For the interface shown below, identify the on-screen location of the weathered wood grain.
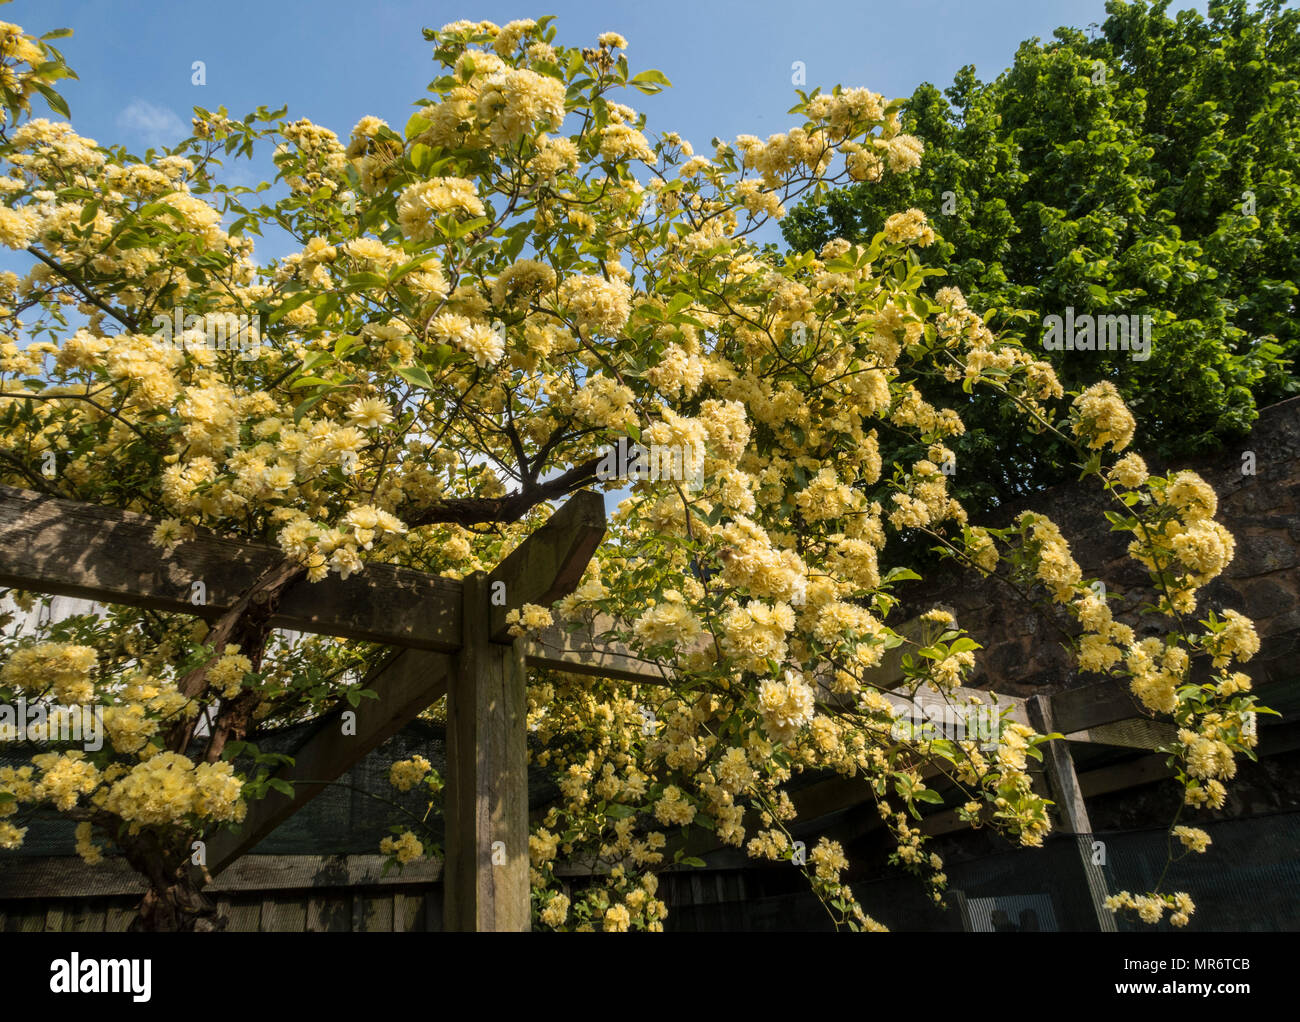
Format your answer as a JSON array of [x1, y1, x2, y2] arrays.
[[445, 574, 530, 931], [527, 615, 666, 681], [1050, 678, 1146, 736], [0, 485, 462, 650], [488, 490, 605, 642]]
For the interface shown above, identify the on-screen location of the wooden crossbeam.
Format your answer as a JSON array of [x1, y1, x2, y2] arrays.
[[526, 615, 666, 682], [1049, 678, 1146, 736], [487, 491, 604, 643], [0, 485, 462, 650], [1064, 718, 1175, 750], [0, 484, 606, 661], [879, 685, 1030, 726]]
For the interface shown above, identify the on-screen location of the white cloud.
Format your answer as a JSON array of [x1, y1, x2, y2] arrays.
[[116, 99, 188, 150]]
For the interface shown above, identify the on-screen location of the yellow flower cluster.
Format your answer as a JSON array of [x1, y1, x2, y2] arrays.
[[380, 830, 424, 864], [100, 752, 245, 826], [1173, 825, 1212, 853], [721, 601, 795, 671], [32, 751, 100, 811], [539, 892, 570, 927], [1021, 514, 1083, 603], [1125, 638, 1184, 713], [715, 518, 808, 605], [1178, 725, 1238, 781], [809, 837, 849, 881], [207, 645, 252, 699], [492, 258, 556, 309], [735, 128, 834, 186], [397, 177, 486, 239], [1109, 453, 1149, 489], [388, 755, 432, 792], [1124, 469, 1235, 611], [795, 467, 861, 523], [557, 273, 632, 337], [652, 784, 696, 826], [1072, 381, 1136, 451], [633, 595, 702, 647], [883, 208, 936, 247], [506, 603, 554, 638], [0, 642, 97, 703], [1106, 890, 1196, 927], [1206, 609, 1260, 669], [476, 69, 567, 148], [756, 670, 816, 744], [75, 821, 103, 865]]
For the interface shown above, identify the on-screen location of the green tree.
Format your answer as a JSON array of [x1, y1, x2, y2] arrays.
[[784, 0, 1299, 516]]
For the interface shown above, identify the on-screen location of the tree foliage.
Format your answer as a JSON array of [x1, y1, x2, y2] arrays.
[[783, 0, 1300, 513]]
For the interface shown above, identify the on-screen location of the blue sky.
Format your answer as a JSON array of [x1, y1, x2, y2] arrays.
[[1, 0, 1213, 341], [19, 1, 1213, 173]]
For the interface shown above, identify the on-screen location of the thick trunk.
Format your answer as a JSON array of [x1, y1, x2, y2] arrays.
[[129, 878, 224, 932], [120, 829, 225, 932]]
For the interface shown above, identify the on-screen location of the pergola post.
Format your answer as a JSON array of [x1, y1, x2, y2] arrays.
[[1028, 694, 1117, 932], [444, 572, 530, 931]]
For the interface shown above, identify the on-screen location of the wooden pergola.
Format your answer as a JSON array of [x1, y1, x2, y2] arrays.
[[0, 483, 1185, 931]]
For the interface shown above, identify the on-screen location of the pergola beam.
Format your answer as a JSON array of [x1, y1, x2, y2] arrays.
[[0, 485, 462, 651], [487, 491, 604, 643], [1028, 694, 1117, 932]]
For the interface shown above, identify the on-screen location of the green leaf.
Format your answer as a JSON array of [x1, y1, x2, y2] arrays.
[[409, 143, 435, 174], [404, 111, 431, 140], [268, 291, 316, 324], [32, 81, 70, 118], [629, 69, 672, 94], [268, 778, 294, 797], [345, 271, 388, 290], [665, 292, 693, 318], [388, 251, 443, 283], [884, 567, 923, 583], [292, 392, 327, 424], [397, 365, 434, 389]]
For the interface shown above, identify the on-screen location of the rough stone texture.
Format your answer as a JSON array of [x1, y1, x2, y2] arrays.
[[897, 395, 1300, 703]]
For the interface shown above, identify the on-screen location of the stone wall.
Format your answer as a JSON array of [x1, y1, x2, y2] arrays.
[[897, 395, 1300, 701]]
